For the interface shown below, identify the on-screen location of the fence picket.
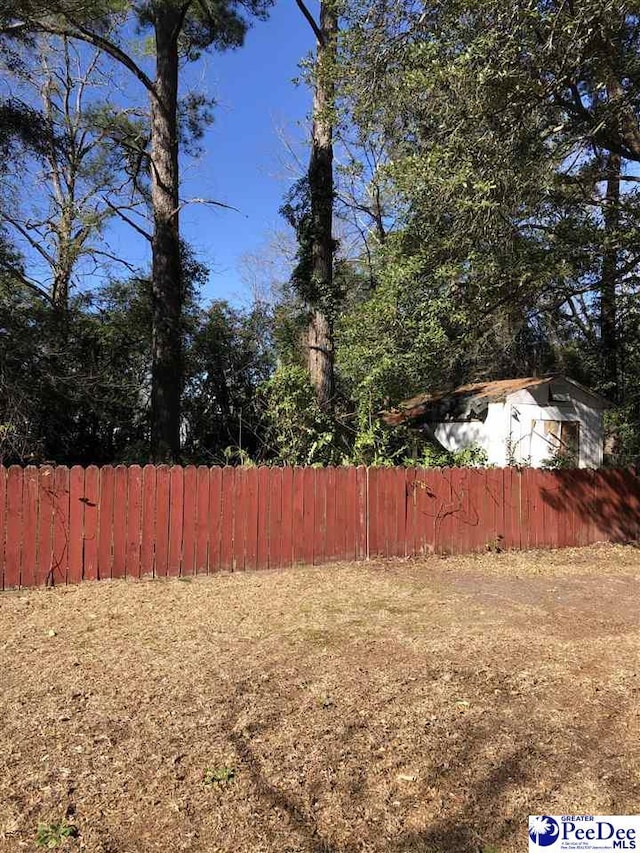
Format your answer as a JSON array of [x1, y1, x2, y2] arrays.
[[38, 466, 56, 583], [367, 467, 381, 557], [21, 466, 39, 588], [292, 467, 306, 566], [97, 466, 114, 580], [268, 468, 283, 568], [313, 466, 326, 564], [256, 467, 270, 570], [168, 466, 184, 576], [5, 466, 23, 588], [301, 467, 316, 566], [343, 467, 357, 562], [83, 466, 99, 582], [281, 467, 294, 567], [125, 465, 142, 578], [52, 466, 70, 585], [69, 466, 85, 585], [209, 467, 223, 573], [112, 466, 128, 579], [155, 466, 170, 577], [244, 465, 259, 571], [220, 467, 235, 571], [140, 465, 157, 577], [337, 467, 349, 558], [0, 467, 5, 588], [182, 466, 197, 575], [356, 466, 368, 560], [195, 466, 210, 574]]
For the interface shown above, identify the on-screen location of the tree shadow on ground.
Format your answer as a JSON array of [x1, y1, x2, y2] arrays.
[[230, 723, 344, 853], [226, 675, 640, 853]]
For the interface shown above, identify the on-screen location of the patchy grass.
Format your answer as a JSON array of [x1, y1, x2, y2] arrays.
[[35, 820, 78, 849], [1, 544, 639, 852], [203, 766, 236, 787]]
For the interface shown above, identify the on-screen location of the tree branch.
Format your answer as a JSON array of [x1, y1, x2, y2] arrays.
[[103, 198, 153, 241], [89, 248, 139, 273], [0, 260, 54, 305], [294, 0, 324, 45], [172, 2, 193, 43], [175, 197, 243, 216], [1, 213, 56, 266], [7, 17, 158, 103], [67, 16, 156, 94]]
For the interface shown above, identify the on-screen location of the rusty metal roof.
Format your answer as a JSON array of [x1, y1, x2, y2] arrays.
[[382, 375, 606, 426]]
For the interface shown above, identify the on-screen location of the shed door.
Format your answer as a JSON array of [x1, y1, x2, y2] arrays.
[[543, 420, 580, 461]]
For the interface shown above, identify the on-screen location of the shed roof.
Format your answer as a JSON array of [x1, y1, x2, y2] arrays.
[[382, 375, 608, 426]]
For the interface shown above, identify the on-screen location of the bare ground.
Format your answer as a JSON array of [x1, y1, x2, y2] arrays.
[[1, 544, 639, 853]]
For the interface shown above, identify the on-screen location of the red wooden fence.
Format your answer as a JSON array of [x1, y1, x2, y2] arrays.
[[0, 465, 638, 589]]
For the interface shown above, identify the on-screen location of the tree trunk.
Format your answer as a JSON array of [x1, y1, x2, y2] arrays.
[[52, 202, 74, 309], [52, 267, 71, 309], [308, 308, 333, 405], [307, 0, 337, 409], [150, 7, 182, 461], [600, 150, 620, 403]]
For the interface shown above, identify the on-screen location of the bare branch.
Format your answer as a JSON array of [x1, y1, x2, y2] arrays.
[[1, 213, 56, 266], [10, 17, 158, 102], [89, 248, 139, 273], [0, 260, 54, 305], [103, 198, 153, 241], [175, 197, 244, 216], [294, 0, 324, 45]]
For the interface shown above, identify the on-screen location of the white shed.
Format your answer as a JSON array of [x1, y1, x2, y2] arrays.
[[385, 376, 608, 468]]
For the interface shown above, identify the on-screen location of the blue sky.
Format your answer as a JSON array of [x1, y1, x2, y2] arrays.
[[107, 1, 313, 306]]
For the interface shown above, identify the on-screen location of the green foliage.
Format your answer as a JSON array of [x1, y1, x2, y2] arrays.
[[131, 0, 274, 61], [0, 98, 48, 161], [348, 419, 414, 467], [178, 92, 215, 156], [35, 820, 78, 849], [414, 443, 489, 469], [604, 406, 640, 467], [335, 241, 462, 412], [203, 766, 235, 786], [85, 101, 151, 192], [261, 364, 339, 466], [541, 450, 578, 470], [183, 300, 274, 464], [279, 178, 315, 304], [220, 447, 257, 466], [328, 0, 640, 470], [0, 274, 151, 465], [280, 177, 342, 315], [0, 247, 256, 466]]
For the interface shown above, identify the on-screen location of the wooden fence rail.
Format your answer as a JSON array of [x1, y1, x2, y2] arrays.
[[0, 465, 639, 589]]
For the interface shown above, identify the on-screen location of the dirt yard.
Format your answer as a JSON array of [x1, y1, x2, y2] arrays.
[[1, 544, 639, 853]]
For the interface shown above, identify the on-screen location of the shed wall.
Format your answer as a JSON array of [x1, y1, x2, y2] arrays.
[[432, 395, 604, 468]]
